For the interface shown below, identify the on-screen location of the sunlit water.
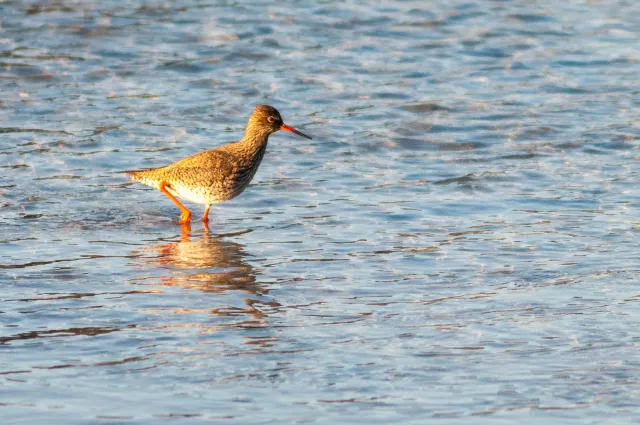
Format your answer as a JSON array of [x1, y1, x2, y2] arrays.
[[1, 0, 640, 423]]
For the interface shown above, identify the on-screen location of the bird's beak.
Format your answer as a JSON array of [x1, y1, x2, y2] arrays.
[[281, 124, 312, 140]]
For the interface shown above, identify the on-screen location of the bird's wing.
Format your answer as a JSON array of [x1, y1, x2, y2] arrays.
[[159, 149, 242, 188]]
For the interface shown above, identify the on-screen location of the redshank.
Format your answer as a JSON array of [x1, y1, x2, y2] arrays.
[[126, 105, 312, 223]]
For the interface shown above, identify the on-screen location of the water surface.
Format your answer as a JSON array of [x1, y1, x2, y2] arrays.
[[1, 0, 640, 424]]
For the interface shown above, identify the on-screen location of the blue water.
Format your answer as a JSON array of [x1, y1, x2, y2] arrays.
[[1, 0, 640, 423]]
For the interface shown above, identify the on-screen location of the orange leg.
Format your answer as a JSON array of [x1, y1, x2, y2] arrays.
[[159, 182, 191, 223], [202, 204, 211, 223]]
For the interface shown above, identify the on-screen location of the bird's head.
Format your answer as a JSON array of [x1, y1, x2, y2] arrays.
[[248, 105, 312, 140]]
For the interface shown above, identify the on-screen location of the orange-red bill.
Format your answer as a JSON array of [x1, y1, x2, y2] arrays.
[[281, 124, 312, 140]]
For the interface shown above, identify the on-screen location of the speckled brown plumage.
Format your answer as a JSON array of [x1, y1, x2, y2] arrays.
[[126, 105, 312, 223]]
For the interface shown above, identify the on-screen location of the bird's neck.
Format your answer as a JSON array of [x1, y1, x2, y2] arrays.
[[239, 124, 271, 150], [226, 129, 270, 162], [241, 132, 269, 146]]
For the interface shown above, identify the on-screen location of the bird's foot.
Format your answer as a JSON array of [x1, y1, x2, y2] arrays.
[[178, 210, 192, 223]]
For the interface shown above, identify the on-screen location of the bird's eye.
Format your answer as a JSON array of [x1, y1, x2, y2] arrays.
[[267, 116, 275, 123]]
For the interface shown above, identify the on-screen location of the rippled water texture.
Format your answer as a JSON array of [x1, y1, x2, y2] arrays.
[[1, 0, 640, 423]]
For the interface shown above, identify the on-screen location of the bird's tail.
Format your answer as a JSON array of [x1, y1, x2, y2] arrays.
[[123, 169, 161, 188], [124, 170, 144, 182]]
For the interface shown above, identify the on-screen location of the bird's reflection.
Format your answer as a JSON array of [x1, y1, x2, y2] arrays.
[[136, 223, 274, 323], [156, 224, 258, 292]]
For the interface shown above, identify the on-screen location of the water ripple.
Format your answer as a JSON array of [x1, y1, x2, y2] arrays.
[[1, 0, 639, 423]]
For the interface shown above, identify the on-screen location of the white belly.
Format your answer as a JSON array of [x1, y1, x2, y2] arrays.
[[168, 185, 218, 205]]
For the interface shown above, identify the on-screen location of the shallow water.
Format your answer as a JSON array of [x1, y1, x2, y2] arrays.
[[1, 0, 640, 423]]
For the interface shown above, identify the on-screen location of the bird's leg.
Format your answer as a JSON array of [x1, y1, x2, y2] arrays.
[[159, 182, 192, 223], [202, 204, 211, 223]]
